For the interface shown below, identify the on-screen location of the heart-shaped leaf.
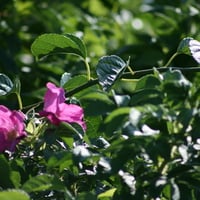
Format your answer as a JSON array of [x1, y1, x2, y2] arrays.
[[177, 37, 200, 64], [96, 55, 127, 91], [31, 33, 87, 60]]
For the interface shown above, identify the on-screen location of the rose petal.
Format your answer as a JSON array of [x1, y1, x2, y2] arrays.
[[43, 82, 65, 113]]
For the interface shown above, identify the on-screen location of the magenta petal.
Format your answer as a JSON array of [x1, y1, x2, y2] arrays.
[[58, 103, 86, 130], [39, 110, 60, 125], [43, 82, 66, 113], [0, 105, 26, 152], [40, 82, 86, 131]]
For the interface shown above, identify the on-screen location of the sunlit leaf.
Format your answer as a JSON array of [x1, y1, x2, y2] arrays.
[[177, 37, 200, 63], [177, 37, 193, 55], [171, 179, 180, 200], [60, 72, 71, 87], [31, 33, 87, 59], [96, 55, 127, 91], [112, 90, 130, 107], [63, 75, 88, 92], [98, 188, 117, 199], [0, 190, 30, 200], [73, 145, 91, 162], [0, 74, 13, 96], [119, 170, 136, 195]]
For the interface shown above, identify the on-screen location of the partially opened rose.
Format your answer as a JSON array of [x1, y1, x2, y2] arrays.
[[0, 105, 27, 152], [39, 82, 86, 130]]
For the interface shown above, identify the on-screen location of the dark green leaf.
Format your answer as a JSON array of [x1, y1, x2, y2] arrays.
[[135, 74, 160, 91], [130, 89, 162, 106], [0, 155, 13, 188], [22, 174, 53, 192], [56, 122, 84, 140], [104, 107, 130, 135], [96, 55, 127, 91], [80, 91, 115, 116], [0, 73, 13, 96], [77, 192, 96, 200], [31, 33, 87, 59]]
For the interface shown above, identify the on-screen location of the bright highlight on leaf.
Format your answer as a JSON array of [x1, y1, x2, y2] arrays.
[[96, 55, 127, 91], [177, 37, 200, 64], [31, 33, 87, 59], [0, 73, 13, 96]]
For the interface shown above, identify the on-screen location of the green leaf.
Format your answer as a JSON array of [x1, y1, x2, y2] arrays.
[[130, 89, 162, 106], [10, 171, 21, 188], [0, 190, 30, 200], [77, 192, 96, 200], [0, 155, 13, 188], [22, 174, 53, 192], [84, 116, 102, 139], [177, 37, 200, 64], [63, 75, 88, 92], [47, 151, 73, 172], [162, 69, 191, 88], [31, 33, 87, 59], [80, 91, 115, 116], [135, 74, 160, 91], [177, 37, 194, 55], [56, 122, 84, 144], [104, 107, 130, 135], [96, 55, 127, 91], [98, 188, 117, 199], [0, 73, 13, 96]]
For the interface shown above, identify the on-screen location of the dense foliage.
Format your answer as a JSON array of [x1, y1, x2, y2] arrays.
[[1, 0, 200, 199]]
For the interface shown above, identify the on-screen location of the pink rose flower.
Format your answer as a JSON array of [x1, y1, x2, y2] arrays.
[[0, 105, 27, 152], [39, 82, 86, 130]]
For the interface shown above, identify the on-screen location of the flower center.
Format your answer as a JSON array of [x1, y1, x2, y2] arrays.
[[7, 130, 17, 141]]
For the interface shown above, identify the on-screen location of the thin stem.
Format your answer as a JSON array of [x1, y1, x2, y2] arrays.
[[127, 66, 135, 75], [123, 66, 200, 78], [22, 66, 200, 110], [22, 101, 42, 111], [67, 79, 98, 97], [16, 93, 23, 110], [163, 52, 179, 67], [84, 58, 91, 80]]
